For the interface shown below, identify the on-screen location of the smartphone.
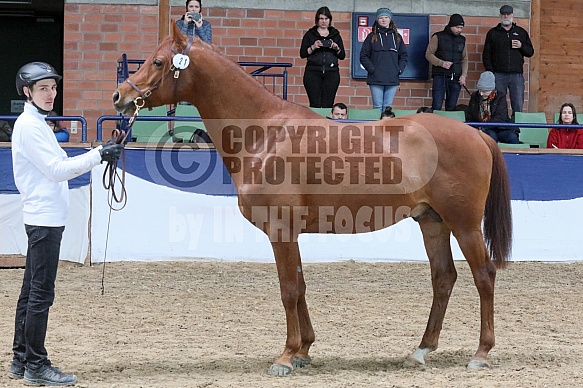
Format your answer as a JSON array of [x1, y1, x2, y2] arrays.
[[187, 12, 201, 22], [321, 39, 332, 48]]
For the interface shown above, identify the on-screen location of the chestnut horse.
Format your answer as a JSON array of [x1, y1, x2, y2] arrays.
[[113, 24, 512, 376]]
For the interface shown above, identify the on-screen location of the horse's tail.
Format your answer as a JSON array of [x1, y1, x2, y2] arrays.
[[482, 134, 512, 269]]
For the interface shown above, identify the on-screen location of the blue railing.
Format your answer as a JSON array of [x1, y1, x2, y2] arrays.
[[0, 115, 89, 142], [117, 55, 292, 99], [97, 115, 205, 142], [466, 122, 583, 130]]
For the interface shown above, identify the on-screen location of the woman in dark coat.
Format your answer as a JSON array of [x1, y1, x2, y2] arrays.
[[300, 6, 345, 108], [359, 7, 408, 112]]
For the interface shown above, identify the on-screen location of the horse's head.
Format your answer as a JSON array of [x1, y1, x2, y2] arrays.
[[112, 23, 192, 116]]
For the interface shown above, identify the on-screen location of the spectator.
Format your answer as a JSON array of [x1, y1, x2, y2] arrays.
[[482, 5, 534, 118], [8, 62, 123, 386], [417, 107, 433, 113], [300, 6, 345, 108], [330, 102, 348, 119], [360, 8, 408, 112], [425, 14, 468, 111], [175, 0, 212, 43], [0, 120, 12, 142], [547, 103, 583, 149], [380, 106, 395, 119], [467, 71, 519, 144], [46, 111, 69, 142]]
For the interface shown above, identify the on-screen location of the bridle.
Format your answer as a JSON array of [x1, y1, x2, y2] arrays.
[[123, 35, 195, 127]]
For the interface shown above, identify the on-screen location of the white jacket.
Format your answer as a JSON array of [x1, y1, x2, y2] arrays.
[[11, 103, 102, 227]]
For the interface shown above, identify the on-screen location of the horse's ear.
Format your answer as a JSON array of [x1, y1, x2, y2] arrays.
[[171, 21, 186, 45]]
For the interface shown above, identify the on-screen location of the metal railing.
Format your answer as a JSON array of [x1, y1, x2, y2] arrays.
[[97, 115, 204, 142], [117, 54, 292, 99], [0, 115, 89, 142]]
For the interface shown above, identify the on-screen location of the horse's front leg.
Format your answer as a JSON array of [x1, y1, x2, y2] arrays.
[[292, 261, 315, 369], [267, 240, 314, 376]]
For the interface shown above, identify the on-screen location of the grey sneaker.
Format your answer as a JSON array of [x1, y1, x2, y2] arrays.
[[24, 363, 77, 386], [8, 359, 25, 379]]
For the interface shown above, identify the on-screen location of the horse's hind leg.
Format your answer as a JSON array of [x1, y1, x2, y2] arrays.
[[455, 229, 497, 369], [405, 217, 457, 367], [267, 241, 314, 376]]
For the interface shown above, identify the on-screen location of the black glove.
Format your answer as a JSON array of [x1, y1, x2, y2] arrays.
[[100, 142, 124, 163]]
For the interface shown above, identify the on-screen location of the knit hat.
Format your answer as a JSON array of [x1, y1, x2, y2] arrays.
[[376, 8, 393, 20], [477, 71, 496, 91], [448, 14, 465, 27], [499, 5, 513, 14]]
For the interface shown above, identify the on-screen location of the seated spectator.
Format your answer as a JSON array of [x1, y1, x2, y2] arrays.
[[547, 103, 583, 149], [467, 71, 518, 143], [47, 111, 70, 142], [380, 106, 395, 119], [0, 120, 12, 142], [329, 102, 348, 119], [417, 106, 433, 113]]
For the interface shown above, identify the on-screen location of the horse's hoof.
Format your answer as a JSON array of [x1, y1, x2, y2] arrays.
[[467, 359, 491, 370], [292, 356, 312, 368], [403, 356, 424, 367], [403, 348, 430, 367], [267, 363, 293, 377]]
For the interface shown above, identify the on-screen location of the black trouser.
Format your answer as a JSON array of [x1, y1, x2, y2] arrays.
[[13, 225, 64, 369], [303, 68, 340, 108]]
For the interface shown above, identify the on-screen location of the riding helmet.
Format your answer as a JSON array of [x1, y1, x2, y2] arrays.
[[16, 62, 62, 96]]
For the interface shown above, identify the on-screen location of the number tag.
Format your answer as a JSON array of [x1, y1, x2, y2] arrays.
[[172, 54, 190, 70]]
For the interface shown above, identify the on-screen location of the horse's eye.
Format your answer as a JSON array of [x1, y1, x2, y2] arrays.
[[153, 58, 163, 67]]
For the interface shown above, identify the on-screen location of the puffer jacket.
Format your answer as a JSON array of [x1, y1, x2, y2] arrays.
[[360, 27, 408, 86]]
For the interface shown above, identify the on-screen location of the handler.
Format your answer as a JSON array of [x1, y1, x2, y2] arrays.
[[8, 61, 123, 386]]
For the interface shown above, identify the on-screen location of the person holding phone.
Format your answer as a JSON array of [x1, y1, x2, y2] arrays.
[[300, 6, 345, 108], [175, 0, 212, 43]]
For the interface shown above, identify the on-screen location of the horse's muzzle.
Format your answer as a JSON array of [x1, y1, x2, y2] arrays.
[[112, 91, 134, 115]]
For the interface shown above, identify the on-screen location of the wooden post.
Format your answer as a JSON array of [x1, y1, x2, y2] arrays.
[[529, 0, 540, 113], [159, 0, 170, 43]]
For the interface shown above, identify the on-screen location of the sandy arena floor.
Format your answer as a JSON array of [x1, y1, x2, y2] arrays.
[[1, 259, 582, 387]]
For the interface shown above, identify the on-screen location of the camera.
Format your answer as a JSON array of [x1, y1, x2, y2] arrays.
[[321, 39, 332, 48], [187, 12, 201, 22]]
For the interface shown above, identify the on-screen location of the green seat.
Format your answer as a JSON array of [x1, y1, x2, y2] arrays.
[[393, 109, 417, 117], [131, 105, 170, 142], [433, 110, 466, 121], [498, 142, 530, 148], [554, 112, 560, 123], [515, 112, 549, 148], [348, 108, 380, 120], [309, 107, 331, 117], [174, 103, 206, 133]]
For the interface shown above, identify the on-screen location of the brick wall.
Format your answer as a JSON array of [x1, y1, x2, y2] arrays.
[[63, 4, 531, 142]]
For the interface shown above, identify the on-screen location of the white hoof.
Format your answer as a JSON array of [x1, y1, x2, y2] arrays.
[[467, 359, 491, 370], [403, 348, 431, 367]]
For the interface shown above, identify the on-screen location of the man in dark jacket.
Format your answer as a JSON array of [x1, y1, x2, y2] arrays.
[[482, 5, 534, 118], [467, 71, 519, 144], [426, 13, 468, 111]]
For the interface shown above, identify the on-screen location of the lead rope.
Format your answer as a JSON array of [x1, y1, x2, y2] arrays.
[[100, 98, 143, 295]]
